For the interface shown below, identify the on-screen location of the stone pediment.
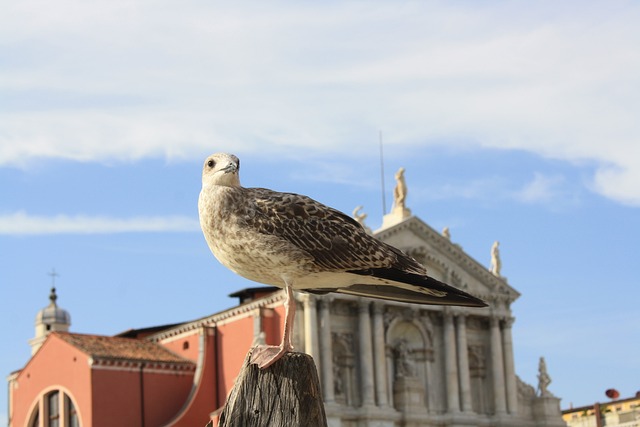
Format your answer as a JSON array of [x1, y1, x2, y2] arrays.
[[374, 215, 520, 308]]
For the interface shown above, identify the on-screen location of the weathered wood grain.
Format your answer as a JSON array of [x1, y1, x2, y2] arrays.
[[217, 350, 327, 427]]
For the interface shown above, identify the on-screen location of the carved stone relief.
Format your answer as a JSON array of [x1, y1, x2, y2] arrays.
[[332, 332, 356, 406], [392, 338, 417, 378], [468, 344, 487, 378]]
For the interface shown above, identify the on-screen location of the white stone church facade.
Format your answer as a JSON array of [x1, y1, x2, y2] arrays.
[[287, 207, 566, 427]]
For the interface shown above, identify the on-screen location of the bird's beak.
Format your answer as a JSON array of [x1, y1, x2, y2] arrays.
[[221, 162, 238, 174]]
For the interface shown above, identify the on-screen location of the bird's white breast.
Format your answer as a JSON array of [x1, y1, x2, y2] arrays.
[[198, 185, 316, 287]]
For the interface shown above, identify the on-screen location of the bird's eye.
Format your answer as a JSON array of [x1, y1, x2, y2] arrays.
[[207, 159, 215, 168]]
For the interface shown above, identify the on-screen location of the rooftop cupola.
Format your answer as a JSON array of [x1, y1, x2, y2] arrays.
[[29, 270, 71, 355]]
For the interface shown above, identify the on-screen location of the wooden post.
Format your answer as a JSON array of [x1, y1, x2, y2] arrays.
[[217, 350, 327, 427]]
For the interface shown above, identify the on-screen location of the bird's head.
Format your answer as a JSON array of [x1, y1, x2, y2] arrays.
[[202, 153, 241, 187]]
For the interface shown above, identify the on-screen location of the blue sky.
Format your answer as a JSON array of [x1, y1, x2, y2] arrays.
[[2, 1, 640, 422]]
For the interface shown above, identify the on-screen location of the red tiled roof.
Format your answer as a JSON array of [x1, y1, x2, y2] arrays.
[[54, 332, 193, 365]]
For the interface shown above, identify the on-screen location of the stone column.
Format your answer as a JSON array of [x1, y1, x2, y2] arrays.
[[372, 302, 389, 407], [490, 316, 507, 415], [358, 299, 376, 407], [425, 351, 434, 412], [319, 297, 335, 403], [456, 313, 473, 413], [303, 294, 320, 363], [443, 310, 460, 413], [502, 317, 517, 414]]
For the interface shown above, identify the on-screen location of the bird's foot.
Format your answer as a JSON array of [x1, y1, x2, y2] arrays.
[[250, 344, 292, 369]]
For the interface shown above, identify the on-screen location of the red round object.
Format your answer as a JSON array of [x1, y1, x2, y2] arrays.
[[605, 389, 620, 399]]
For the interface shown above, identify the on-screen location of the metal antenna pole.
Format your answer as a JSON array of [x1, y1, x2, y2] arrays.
[[379, 131, 387, 217]]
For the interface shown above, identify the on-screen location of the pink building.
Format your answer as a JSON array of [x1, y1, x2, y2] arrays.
[[8, 286, 284, 427]]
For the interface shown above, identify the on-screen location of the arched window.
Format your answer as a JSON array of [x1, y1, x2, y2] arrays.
[[29, 390, 81, 427]]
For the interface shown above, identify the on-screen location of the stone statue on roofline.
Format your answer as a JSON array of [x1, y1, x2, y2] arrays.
[[442, 226, 451, 240], [380, 167, 412, 229], [393, 167, 408, 210], [352, 205, 372, 234], [489, 240, 502, 277], [537, 356, 552, 397]]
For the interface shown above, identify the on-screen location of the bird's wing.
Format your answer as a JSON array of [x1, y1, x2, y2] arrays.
[[242, 187, 486, 308], [243, 187, 425, 274]]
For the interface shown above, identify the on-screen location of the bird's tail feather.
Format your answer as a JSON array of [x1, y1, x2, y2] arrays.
[[338, 269, 487, 307]]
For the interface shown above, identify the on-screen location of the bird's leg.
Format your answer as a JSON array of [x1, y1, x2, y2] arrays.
[[280, 283, 295, 352], [250, 283, 295, 369]]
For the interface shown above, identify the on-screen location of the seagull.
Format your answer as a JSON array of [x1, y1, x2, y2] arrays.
[[198, 153, 487, 369]]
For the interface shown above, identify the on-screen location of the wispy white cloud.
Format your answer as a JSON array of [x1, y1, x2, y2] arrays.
[[421, 177, 508, 202], [593, 162, 640, 206], [0, 211, 199, 235], [515, 173, 565, 204], [411, 172, 578, 209], [1, 1, 640, 205]]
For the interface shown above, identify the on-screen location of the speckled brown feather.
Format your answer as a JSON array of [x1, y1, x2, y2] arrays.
[[240, 187, 427, 275]]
